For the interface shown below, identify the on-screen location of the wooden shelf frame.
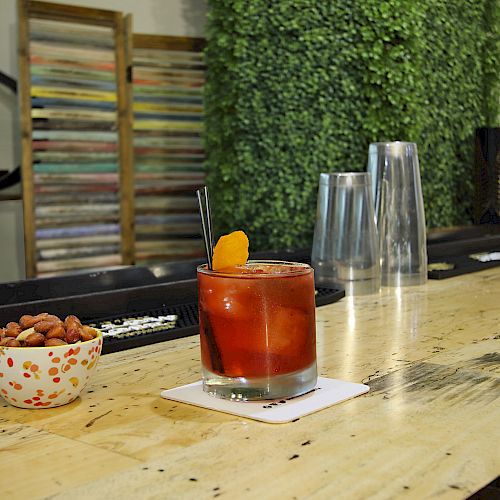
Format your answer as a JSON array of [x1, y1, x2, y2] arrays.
[[131, 33, 207, 265], [17, 0, 134, 277]]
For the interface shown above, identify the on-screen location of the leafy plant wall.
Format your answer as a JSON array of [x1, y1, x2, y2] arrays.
[[483, 0, 500, 127], [204, 0, 497, 251]]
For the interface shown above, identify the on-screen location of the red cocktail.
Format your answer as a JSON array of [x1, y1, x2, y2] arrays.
[[197, 260, 317, 400]]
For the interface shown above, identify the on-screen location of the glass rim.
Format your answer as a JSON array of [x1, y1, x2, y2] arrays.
[[197, 260, 313, 278], [369, 141, 416, 146], [368, 141, 418, 155], [319, 171, 371, 186], [321, 171, 368, 176]]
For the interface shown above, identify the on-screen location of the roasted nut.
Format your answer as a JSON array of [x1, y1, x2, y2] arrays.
[[19, 313, 49, 329], [64, 315, 82, 329], [65, 326, 82, 344], [44, 314, 62, 323], [44, 338, 68, 347], [19, 315, 36, 329], [34, 320, 63, 334], [25, 332, 46, 347], [4, 338, 21, 347], [81, 325, 97, 342], [65, 315, 83, 343], [6, 322, 22, 337], [46, 324, 66, 340], [2, 313, 95, 348]]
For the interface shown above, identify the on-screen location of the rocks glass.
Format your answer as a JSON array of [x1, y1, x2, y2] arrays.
[[197, 261, 317, 401]]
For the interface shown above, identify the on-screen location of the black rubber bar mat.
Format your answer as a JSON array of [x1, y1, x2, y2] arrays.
[[95, 286, 345, 355], [427, 231, 500, 280], [0, 248, 312, 306], [428, 253, 500, 279]]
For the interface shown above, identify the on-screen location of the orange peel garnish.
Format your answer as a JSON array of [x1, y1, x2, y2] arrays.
[[212, 230, 249, 271]]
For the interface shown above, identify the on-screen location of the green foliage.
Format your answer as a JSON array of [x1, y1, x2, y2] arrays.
[[483, 0, 500, 126], [416, 0, 489, 226], [204, 0, 491, 250]]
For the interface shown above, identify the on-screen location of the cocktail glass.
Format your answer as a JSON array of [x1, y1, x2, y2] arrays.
[[197, 260, 317, 400]]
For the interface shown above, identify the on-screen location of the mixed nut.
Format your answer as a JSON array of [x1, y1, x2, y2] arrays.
[[0, 313, 98, 347]]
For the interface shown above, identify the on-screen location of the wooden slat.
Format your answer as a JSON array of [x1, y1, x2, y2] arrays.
[[18, 0, 37, 278], [133, 34, 206, 52], [26, 0, 117, 26], [116, 13, 135, 265], [0, 419, 140, 499]]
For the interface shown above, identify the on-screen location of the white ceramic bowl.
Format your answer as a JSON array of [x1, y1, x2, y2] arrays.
[[0, 331, 102, 409]]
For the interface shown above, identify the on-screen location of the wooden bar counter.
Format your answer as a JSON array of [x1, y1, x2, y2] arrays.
[[1, 267, 499, 499]]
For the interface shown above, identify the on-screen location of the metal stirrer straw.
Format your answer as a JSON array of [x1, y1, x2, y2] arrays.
[[196, 186, 214, 269]]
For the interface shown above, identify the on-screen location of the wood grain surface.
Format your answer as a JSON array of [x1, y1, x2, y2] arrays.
[[1, 267, 499, 499]]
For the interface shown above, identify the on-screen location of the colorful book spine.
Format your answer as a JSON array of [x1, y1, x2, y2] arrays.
[[28, 17, 123, 276]]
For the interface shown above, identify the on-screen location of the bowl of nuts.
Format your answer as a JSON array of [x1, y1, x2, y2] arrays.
[[0, 313, 102, 409]]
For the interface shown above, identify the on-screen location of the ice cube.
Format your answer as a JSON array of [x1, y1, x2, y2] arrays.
[[265, 305, 312, 354]]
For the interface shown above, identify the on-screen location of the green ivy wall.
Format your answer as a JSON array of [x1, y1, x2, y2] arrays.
[[204, 0, 498, 251]]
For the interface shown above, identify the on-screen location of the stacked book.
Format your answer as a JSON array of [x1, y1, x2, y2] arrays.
[[132, 38, 206, 264], [29, 18, 122, 275]]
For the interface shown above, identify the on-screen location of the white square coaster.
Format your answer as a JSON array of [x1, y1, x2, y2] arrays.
[[160, 377, 369, 423]]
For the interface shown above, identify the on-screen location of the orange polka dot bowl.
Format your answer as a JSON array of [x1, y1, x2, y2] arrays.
[[0, 331, 102, 409]]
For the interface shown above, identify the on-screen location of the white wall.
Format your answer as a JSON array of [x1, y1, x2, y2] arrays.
[[0, 0, 207, 283], [0, 199, 25, 282], [0, 0, 20, 176]]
